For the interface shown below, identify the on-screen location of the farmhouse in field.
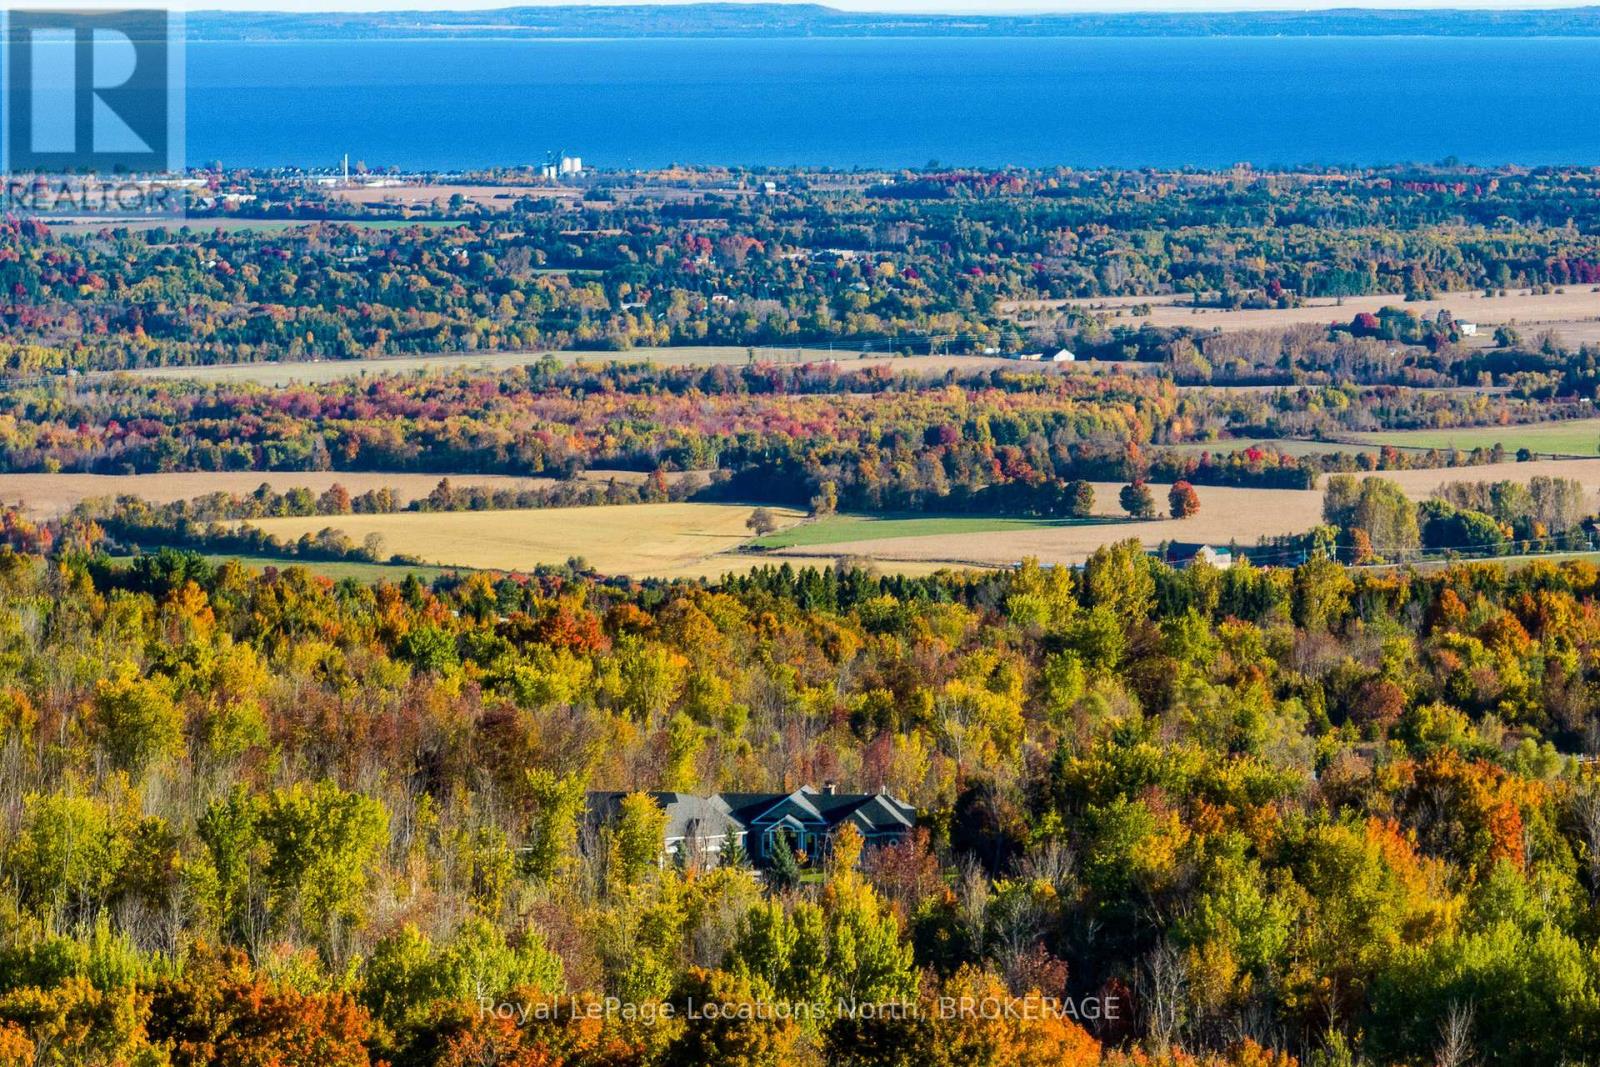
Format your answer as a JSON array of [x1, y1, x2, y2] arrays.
[[1165, 542, 1234, 569], [586, 784, 916, 868]]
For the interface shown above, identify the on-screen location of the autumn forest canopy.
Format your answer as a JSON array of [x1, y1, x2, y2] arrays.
[[3, 542, 1600, 1065], [8, 163, 1600, 1066]]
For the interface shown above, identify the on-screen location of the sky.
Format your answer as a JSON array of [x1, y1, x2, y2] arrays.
[[145, 0, 1600, 11]]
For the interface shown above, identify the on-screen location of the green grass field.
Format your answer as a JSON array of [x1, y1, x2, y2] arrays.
[[1356, 550, 1600, 577], [1348, 419, 1600, 457], [110, 553, 454, 583], [749, 513, 1116, 550]]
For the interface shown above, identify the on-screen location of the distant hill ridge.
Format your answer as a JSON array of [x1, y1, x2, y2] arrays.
[[187, 3, 1600, 40]]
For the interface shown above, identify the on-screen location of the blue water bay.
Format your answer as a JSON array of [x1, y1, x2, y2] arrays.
[[184, 36, 1600, 169]]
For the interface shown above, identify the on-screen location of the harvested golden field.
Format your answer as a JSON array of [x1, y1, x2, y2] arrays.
[[1546, 320, 1600, 348], [1371, 458, 1600, 499], [1004, 286, 1600, 337], [769, 459, 1600, 569], [0, 471, 554, 518], [245, 503, 806, 579], [777, 484, 1325, 568]]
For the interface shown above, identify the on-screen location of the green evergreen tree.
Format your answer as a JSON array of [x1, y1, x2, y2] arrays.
[[766, 829, 802, 893], [723, 833, 750, 870]]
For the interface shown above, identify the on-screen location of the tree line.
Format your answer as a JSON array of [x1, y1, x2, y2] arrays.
[[0, 363, 1579, 521]]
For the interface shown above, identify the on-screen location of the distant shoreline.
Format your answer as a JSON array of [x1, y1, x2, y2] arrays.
[[184, 3, 1600, 42], [182, 33, 1600, 44]]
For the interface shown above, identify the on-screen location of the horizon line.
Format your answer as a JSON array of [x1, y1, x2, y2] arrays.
[[167, 2, 1600, 16]]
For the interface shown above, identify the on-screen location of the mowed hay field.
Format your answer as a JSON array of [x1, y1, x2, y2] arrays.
[[245, 503, 806, 579], [775, 484, 1329, 568], [750, 514, 1121, 550], [0, 471, 555, 518], [1007, 287, 1600, 338], [1347, 418, 1600, 457], [768, 459, 1600, 569]]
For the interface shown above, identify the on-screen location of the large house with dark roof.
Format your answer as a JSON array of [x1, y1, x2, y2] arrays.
[[586, 784, 916, 868]]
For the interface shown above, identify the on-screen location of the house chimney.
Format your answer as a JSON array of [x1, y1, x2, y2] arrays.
[[823, 780, 836, 795]]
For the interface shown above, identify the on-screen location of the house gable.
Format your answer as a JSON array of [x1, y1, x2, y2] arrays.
[[854, 793, 916, 832], [743, 787, 828, 828], [587, 786, 916, 866]]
